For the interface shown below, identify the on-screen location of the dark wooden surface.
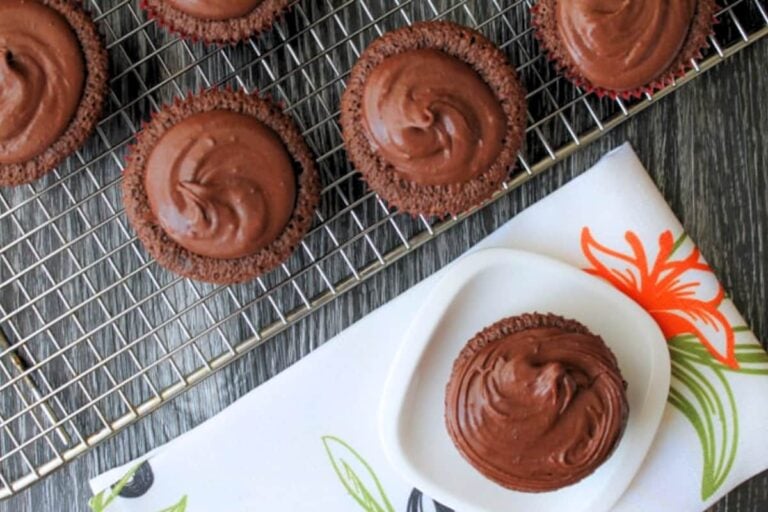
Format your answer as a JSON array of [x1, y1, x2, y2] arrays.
[[2, 17, 767, 512]]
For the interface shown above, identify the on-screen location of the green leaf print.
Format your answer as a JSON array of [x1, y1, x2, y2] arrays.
[[89, 462, 188, 512], [89, 463, 143, 512], [581, 228, 768, 500], [157, 495, 188, 512], [669, 342, 738, 499], [668, 329, 768, 500], [322, 435, 394, 512]]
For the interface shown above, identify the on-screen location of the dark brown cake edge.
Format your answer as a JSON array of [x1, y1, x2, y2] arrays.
[[339, 20, 527, 218], [0, 0, 108, 187], [530, 0, 719, 100], [450, 312, 615, 371], [141, 0, 294, 45], [122, 87, 320, 285]]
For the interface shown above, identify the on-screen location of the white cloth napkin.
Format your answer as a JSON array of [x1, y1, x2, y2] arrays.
[[90, 143, 768, 512]]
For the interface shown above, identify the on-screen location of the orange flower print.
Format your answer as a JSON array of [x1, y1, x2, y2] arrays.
[[581, 227, 737, 369]]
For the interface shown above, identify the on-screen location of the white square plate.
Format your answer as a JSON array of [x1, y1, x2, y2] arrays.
[[379, 248, 670, 512]]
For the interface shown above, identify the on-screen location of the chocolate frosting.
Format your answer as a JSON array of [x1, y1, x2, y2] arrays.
[[167, 0, 263, 20], [145, 110, 297, 260], [445, 315, 628, 492], [0, 0, 85, 165], [361, 49, 505, 187], [556, 0, 697, 91]]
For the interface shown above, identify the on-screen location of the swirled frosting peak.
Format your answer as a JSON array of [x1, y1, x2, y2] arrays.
[[0, 0, 85, 165], [145, 110, 297, 260], [556, 0, 697, 91], [445, 316, 628, 492], [168, 0, 263, 20], [361, 49, 505, 186]]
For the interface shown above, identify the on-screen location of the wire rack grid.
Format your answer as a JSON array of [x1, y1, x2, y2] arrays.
[[0, 0, 765, 498]]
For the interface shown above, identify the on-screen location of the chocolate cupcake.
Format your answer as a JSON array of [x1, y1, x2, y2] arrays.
[[141, 0, 292, 44], [0, 0, 108, 187], [445, 313, 628, 493], [340, 21, 526, 217], [123, 88, 320, 284], [531, 0, 718, 99]]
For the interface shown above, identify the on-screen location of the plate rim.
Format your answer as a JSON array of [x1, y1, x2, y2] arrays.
[[378, 248, 671, 512]]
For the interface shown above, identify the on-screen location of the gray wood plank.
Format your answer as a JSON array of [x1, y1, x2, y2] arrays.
[[0, 5, 766, 512]]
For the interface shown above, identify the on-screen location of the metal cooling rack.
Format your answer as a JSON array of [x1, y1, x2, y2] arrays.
[[0, 0, 765, 498]]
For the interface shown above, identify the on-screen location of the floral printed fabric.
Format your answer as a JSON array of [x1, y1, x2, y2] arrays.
[[582, 228, 736, 368], [581, 227, 768, 500], [90, 144, 768, 512]]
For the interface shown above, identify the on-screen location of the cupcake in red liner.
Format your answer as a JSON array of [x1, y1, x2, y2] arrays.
[[0, 0, 108, 187], [140, 0, 293, 45], [122, 88, 320, 284], [340, 21, 527, 218], [530, 0, 718, 100]]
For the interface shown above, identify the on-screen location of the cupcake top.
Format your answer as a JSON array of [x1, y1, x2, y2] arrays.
[[0, 0, 84, 165], [144, 109, 297, 260], [532, 0, 717, 98], [0, 0, 108, 187], [555, 0, 696, 91], [360, 48, 506, 187], [141, 0, 293, 45], [123, 88, 319, 284], [166, 0, 263, 21], [445, 313, 628, 492], [340, 21, 526, 217]]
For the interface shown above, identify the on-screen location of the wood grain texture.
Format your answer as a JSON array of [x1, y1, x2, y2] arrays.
[[0, 8, 766, 512]]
